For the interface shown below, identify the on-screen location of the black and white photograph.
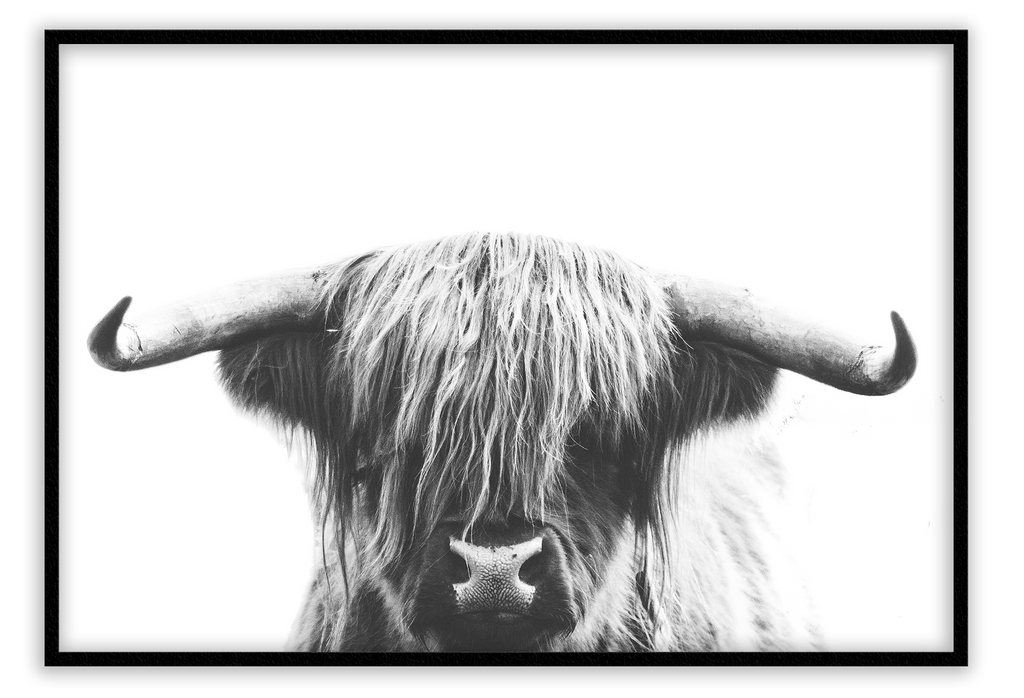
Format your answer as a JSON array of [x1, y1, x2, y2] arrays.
[[52, 32, 959, 663]]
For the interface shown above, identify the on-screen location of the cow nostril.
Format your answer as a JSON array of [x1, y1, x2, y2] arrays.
[[518, 551, 544, 585], [448, 550, 471, 584]]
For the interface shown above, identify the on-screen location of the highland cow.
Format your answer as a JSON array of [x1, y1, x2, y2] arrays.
[[87, 233, 916, 651]]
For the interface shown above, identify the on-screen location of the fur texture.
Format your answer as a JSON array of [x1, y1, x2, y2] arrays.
[[217, 232, 817, 651]]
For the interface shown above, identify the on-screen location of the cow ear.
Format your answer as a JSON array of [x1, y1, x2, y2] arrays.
[[666, 337, 779, 436], [217, 332, 332, 435]]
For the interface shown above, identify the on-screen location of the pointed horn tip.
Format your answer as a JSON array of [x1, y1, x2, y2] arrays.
[[870, 310, 917, 395], [87, 296, 135, 371]]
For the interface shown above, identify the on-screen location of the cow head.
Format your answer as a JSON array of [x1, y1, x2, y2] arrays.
[[88, 233, 916, 651]]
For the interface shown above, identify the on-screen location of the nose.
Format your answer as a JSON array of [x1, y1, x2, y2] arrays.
[[449, 535, 543, 614]]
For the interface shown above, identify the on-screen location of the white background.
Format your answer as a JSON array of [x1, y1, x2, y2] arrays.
[[60, 44, 951, 652]]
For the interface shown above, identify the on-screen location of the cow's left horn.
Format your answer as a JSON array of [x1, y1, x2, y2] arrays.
[[662, 276, 917, 396], [87, 267, 332, 371]]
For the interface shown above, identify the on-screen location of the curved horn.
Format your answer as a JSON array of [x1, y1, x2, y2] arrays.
[[661, 276, 917, 396], [87, 267, 332, 371]]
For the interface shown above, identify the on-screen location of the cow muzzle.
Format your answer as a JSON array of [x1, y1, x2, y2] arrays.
[[412, 523, 576, 650], [449, 535, 541, 618]]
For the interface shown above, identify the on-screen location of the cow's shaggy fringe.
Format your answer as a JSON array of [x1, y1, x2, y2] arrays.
[[219, 232, 806, 650], [313, 234, 676, 573]]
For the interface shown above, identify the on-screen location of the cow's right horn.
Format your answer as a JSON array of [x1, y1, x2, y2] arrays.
[[87, 267, 333, 371]]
